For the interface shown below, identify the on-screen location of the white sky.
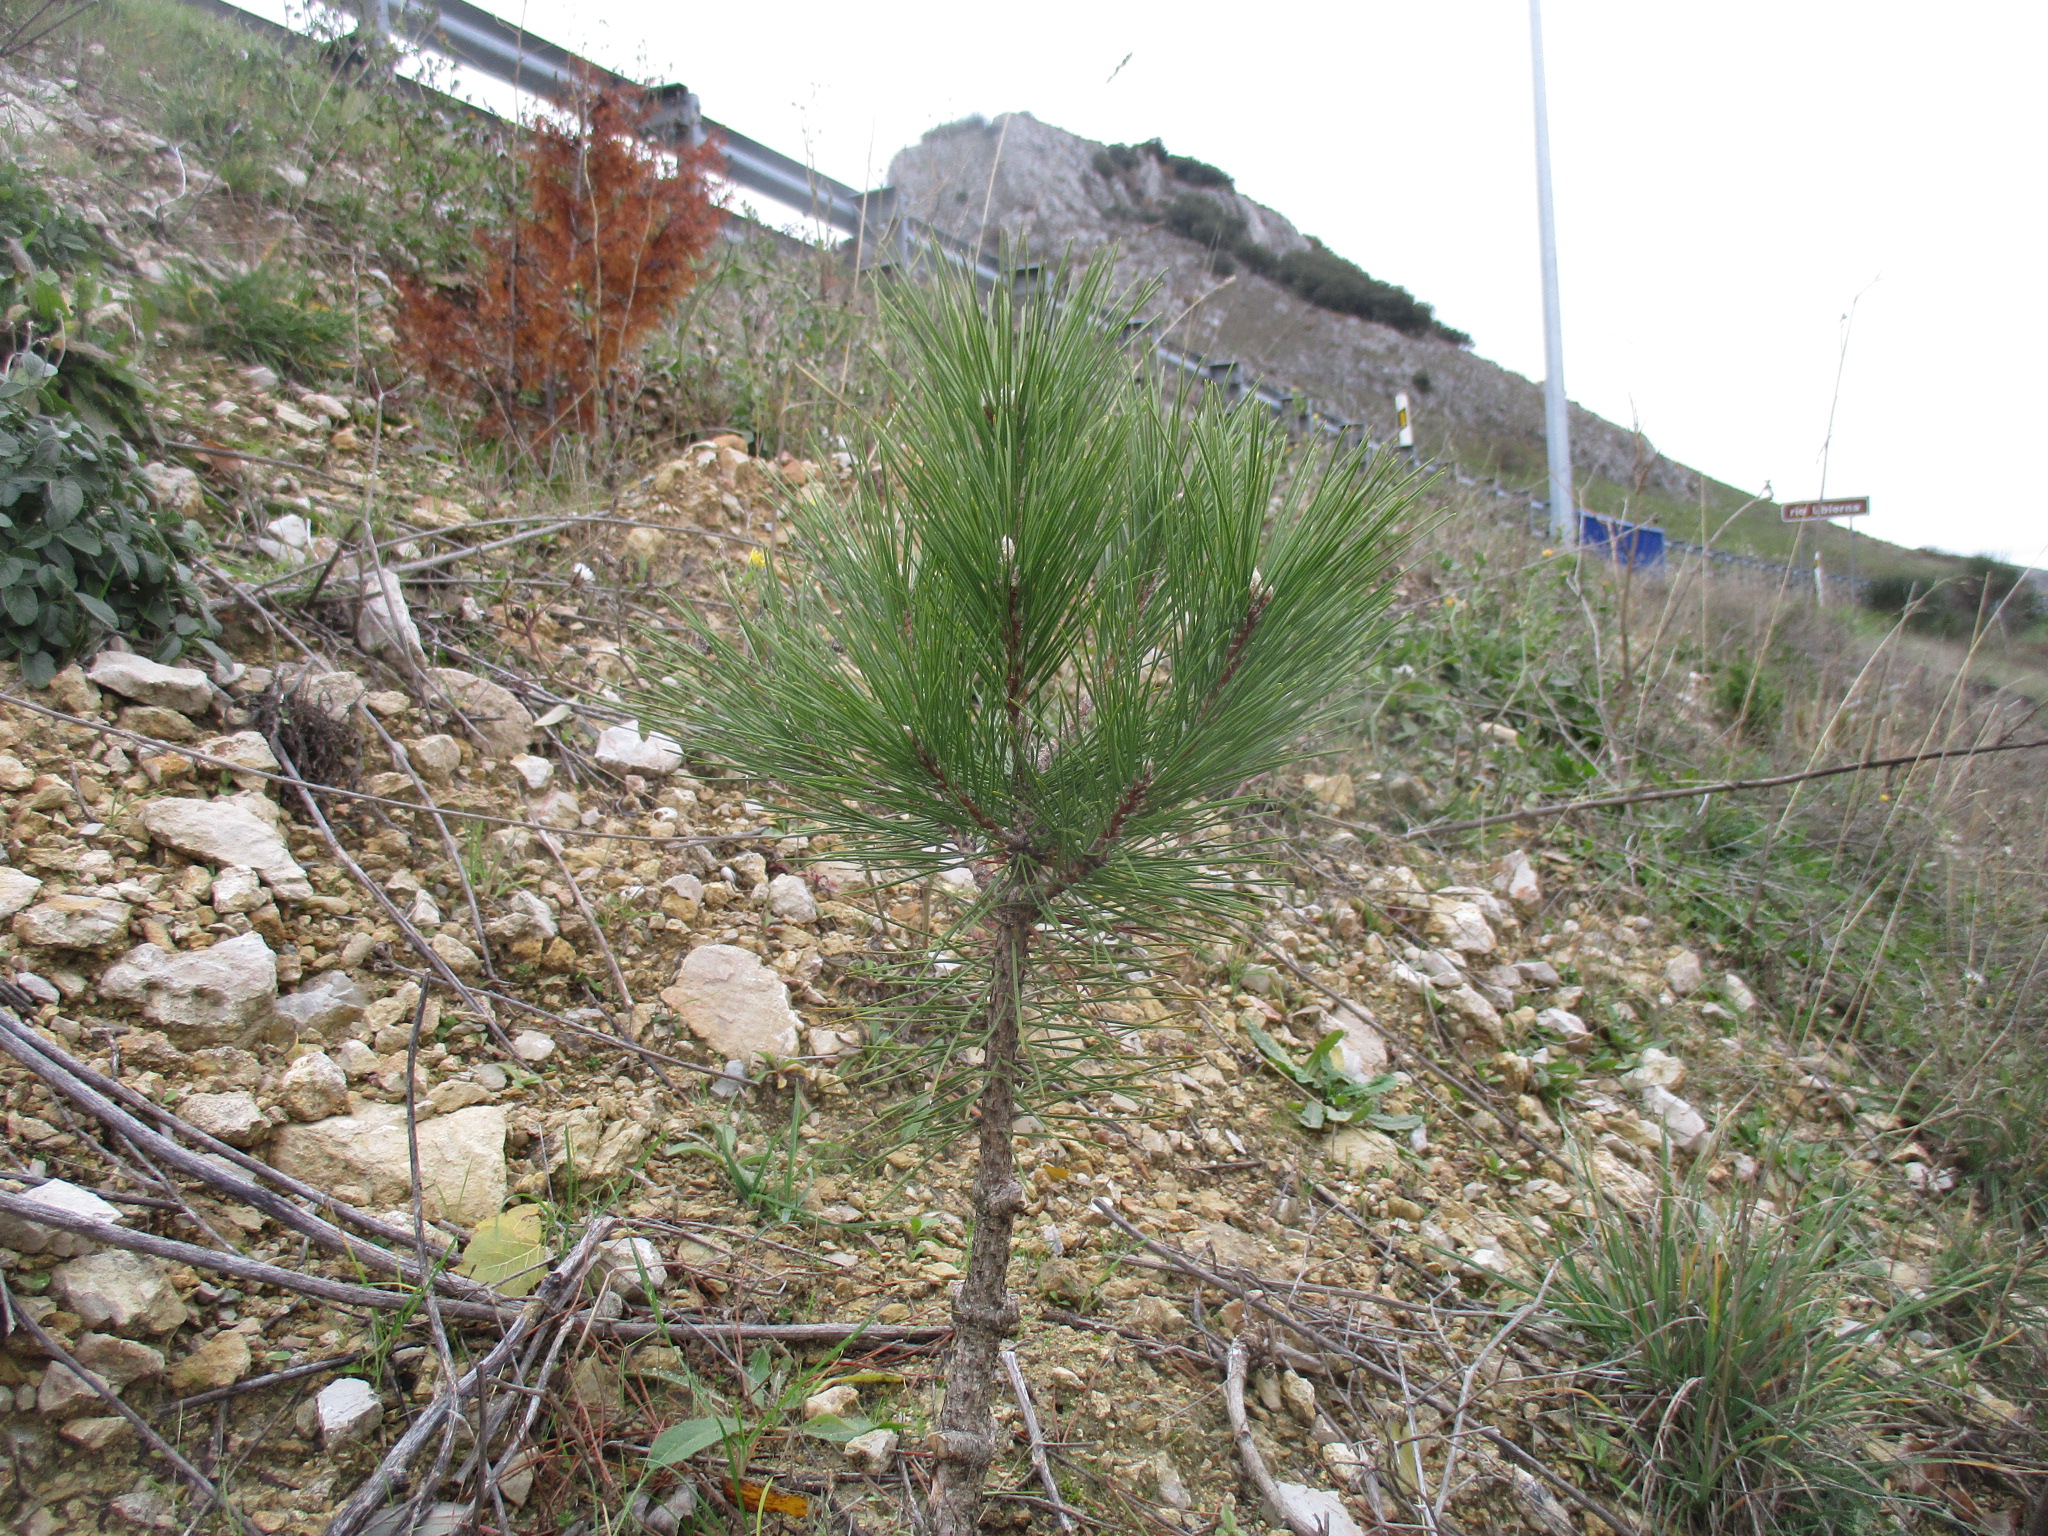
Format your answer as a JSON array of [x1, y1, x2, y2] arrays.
[[294, 0, 2048, 563]]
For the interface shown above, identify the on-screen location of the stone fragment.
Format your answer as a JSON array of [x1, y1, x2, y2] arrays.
[[178, 1091, 267, 1147], [510, 1030, 554, 1063], [335, 1038, 380, 1077], [0, 754, 29, 789], [38, 1359, 112, 1417], [1326, 999, 1388, 1078], [591, 1236, 668, 1300], [39, 662, 103, 715], [1534, 1007, 1592, 1050], [279, 1052, 348, 1122], [545, 1107, 650, 1181], [315, 1378, 383, 1447], [508, 754, 553, 791], [1302, 771, 1355, 811], [766, 873, 816, 923], [72, 1332, 165, 1389], [138, 798, 313, 900], [1619, 1047, 1687, 1092], [1328, 1127, 1403, 1174], [1279, 1369, 1317, 1423], [1443, 984, 1504, 1043], [1641, 1084, 1711, 1152], [13, 896, 130, 951], [0, 1178, 124, 1257], [270, 1104, 507, 1225], [1269, 1484, 1364, 1536], [86, 652, 212, 715], [487, 891, 557, 944], [109, 1487, 178, 1530], [197, 731, 280, 790], [593, 721, 682, 775], [426, 668, 533, 757], [428, 1080, 489, 1114], [660, 944, 803, 1065], [119, 704, 199, 743], [803, 1383, 860, 1420], [430, 934, 481, 975], [526, 787, 581, 830], [0, 866, 41, 918], [408, 734, 463, 782], [1494, 848, 1542, 911], [138, 462, 204, 515], [1664, 949, 1706, 996], [50, 1250, 188, 1334], [274, 970, 368, 1036], [1430, 902, 1497, 955], [1721, 972, 1758, 1015], [99, 933, 279, 1048], [167, 1329, 251, 1393], [1516, 959, 1562, 988], [355, 568, 425, 664], [844, 1427, 899, 1474]]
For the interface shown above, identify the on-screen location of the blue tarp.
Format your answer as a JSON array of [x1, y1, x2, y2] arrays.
[[1579, 512, 1665, 569]]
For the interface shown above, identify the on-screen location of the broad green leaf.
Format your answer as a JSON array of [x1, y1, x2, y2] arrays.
[[798, 1413, 876, 1443], [3, 584, 38, 626], [22, 650, 55, 688], [75, 591, 118, 628], [1367, 1112, 1424, 1133], [648, 1415, 740, 1466], [455, 1205, 550, 1297]]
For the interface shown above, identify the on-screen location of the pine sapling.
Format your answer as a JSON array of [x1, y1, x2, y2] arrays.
[[638, 258, 1420, 1533]]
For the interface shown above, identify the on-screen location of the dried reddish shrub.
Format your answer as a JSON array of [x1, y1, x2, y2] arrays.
[[396, 81, 724, 444]]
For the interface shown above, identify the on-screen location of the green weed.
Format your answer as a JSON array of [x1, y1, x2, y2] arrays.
[[157, 262, 350, 379]]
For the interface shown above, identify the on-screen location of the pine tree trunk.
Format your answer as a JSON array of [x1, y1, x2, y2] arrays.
[[928, 900, 1035, 1536]]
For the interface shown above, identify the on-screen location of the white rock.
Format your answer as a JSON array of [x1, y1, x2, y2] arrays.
[[1641, 1084, 1711, 1152], [1328, 1127, 1403, 1175], [241, 364, 281, 391], [0, 867, 43, 918], [99, 933, 279, 1048], [0, 755, 29, 790], [209, 865, 266, 914], [315, 1378, 384, 1448], [274, 970, 368, 1036], [1444, 984, 1504, 1043], [593, 721, 682, 775], [1721, 972, 1757, 1015], [356, 568, 425, 665], [12, 896, 129, 951], [178, 1091, 267, 1147], [765, 873, 816, 923], [38, 1359, 111, 1417], [1494, 848, 1541, 911], [408, 734, 463, 782], [410, 889, 442, 928], [335, 1038, 381, 1077], [1430, 902, 1497, 954], [137, 463, 203, 516], [265, 513, 313, 549], [511, 1030, 555, 1063], [1664, 949, 1706, 996], [86, 652, 212, 715], [660, 944, 803, 1065], [426, 668, 534, 758], [488, 891, 558, 944], [197, 731, 279, 790], [508, 754, 553, 791], [270, 1104, 507, 1225], [590, 1236, 668, 1300], [430, 933, 480, 975], [0, 1178, 124, 1257], [1326, 1000, 1388, 1078], [803, 1383, 860, 1420], [844, 1427, 898, 1474], [525, 787, 581, 830], [50, 1249, 188, 1335], [1269, 1484, 1364, 1536], [1620, 1047, 1686, 1093], [1535, 1008, 1592, 1051], [279, 1052, 348, 1122], [138, 798, 313, 901]]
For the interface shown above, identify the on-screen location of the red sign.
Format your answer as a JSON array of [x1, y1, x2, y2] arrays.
[[1782, 497, 1869, 522]]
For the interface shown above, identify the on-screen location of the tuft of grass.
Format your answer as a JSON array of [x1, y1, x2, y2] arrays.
[[157, 263, 351, 379], [1539, 1175, 1957, 1534]]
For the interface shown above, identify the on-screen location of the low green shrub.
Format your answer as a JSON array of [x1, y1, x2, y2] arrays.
[[158, 263, 349, 379], [1714, 655, 1784, 737], [1092, 139, 1233, 188], [0, 357, 215, 684]]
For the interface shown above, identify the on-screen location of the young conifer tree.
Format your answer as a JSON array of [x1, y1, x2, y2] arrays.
[[637, 258, 1419, 1532]]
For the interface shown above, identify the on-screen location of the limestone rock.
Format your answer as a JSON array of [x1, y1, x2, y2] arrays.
[[591, 1236, 669, 1300], [167, 1329, 251, 1393], [13, 896, 130, 951], [99, 934, 279, 1048], [593, 722, 682, 775], [1641, 1084, 1711, 1152], [844, 1427, 899, 1474], [278, 1052, 348, 1122], [1664, 949, 1706, 996], [138, 798, 313, 900], [39, 662, 102, 715], [210, 866, 266, 914], [50, 1250, 188, 1334], [660, 944, 803, 1064], [1494, 848, 1542, 911], [335, 1038, 380, 1077], [1534, 1007, 1592, 1051], [1269, 1484, 1363, 1536], [86, 652, 213, 715], [408, 733, 463, 782], [274, 970, 368, 1036], [315, 1378, 383, 1448], [1443, 984, 1505, 1043], [1721, 972, 1758, 1015], [0, 755, 28, 790], [38, 1360, 111, 1417], [430, 933, 481, 975], [487, 891, 557, 944], [1620, 1047, 1686, 1093], [0, 1178, 123, 1257], [197, 731, 280, 790], [508, 754, 553, 791], [426, 668, 533, 757], [270, 1103, 507, 1225], [178, 1090, 267, 1147], [1328, 1127, 1403, 1175], [803, 1383, 859, 1420], [545, 1107, 650, 1182], [1326, 999, 1387, 1078], [137, 462, 203, 515], [72, 1332, 165, 1389], [1302, 771, 1355, 811], [1430, 902, 1497, 955], [766, 873, 816, 923], [355, 568, 425, 664], [510, 1030, 555, 1063], [0, 867, 40, 919]]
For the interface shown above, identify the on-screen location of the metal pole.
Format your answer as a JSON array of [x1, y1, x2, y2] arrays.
[[1530, 0, 1574, 545]]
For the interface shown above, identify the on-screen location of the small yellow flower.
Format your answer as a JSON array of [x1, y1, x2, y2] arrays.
[[746, 548, 766, 569]]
